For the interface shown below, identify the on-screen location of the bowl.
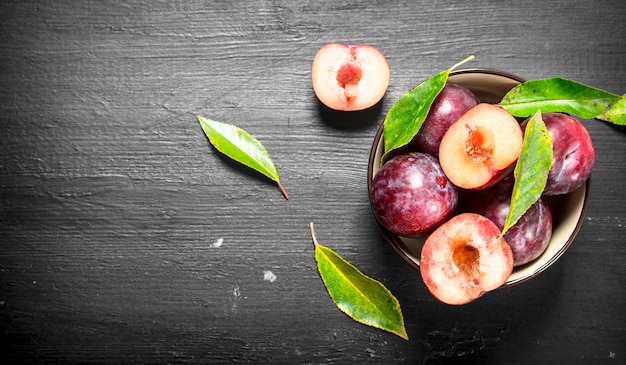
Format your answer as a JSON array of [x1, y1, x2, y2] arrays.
[[367, 68, 590, 286]]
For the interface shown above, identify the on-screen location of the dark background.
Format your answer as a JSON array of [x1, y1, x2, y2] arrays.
[[1, 1, 625, 363]]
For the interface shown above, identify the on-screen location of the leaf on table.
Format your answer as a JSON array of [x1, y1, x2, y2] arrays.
[[197, 115, 288, 199], [499, 77, 625, 125], [382, 55, 475, 162], [503, 110, 553, 234], [309, 222, 408, 340]]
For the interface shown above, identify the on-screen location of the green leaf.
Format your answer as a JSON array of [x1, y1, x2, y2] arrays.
[[382, 55, 475, 161], [309, 222, 408, 340], [503, 110, 553, 234], [499, 77, 624, 124], [602, 97, 626, 125], [197, 115, 288, 199]]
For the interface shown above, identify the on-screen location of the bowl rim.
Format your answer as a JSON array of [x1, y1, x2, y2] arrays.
[[367, 67, 591, 287], [444, 67, 528, 84]]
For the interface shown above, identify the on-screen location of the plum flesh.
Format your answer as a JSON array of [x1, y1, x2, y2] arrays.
[[420, 212, 513, 305]]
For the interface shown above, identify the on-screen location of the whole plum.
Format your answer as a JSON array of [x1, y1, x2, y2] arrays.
[[410, 83, 480, 156], [465, 180, 552, 266], [532, 113, 595, 195], [370, 152, 458, 237]]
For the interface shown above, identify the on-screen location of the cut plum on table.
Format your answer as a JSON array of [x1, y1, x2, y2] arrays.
[[311, 43, 390, 111]]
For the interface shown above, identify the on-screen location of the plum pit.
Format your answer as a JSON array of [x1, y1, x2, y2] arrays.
[[465, 126, 494, 163], [453, 243, 480, 276], [336, 62, 362, 99]]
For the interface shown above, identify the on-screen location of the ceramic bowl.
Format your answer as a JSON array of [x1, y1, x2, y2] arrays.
[[367, 68, 590, 286]]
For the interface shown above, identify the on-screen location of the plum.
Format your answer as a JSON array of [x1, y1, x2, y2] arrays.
[[420, 213, 514, 305], [410, 83, 480, 156], [465, 180, 553, 267], [369, 152, 458, 237], [534, 113, 595, 195], [438, 103, 524, 190], [311, 43, 390, 111]]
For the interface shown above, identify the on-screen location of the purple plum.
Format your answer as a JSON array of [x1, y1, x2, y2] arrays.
[[411, 83, 480, 157], [465, 179, 552, 266], [532, 113, 595, 195], [370, 152, 458, 237]]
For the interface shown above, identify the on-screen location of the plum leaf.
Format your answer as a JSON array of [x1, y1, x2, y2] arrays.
[[382, 55, 475, 161], [309, 222, 408, 340], [603, 97, 626, 125], [197, 115, 288, 199], [503, 110, 552, 234], [499, 77, 625, 125]]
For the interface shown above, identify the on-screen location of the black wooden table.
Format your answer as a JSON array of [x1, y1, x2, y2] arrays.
[[2, 1, 625, 363]]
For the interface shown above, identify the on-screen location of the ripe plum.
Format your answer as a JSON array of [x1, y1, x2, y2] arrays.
[[535, 113, 595, 195], [370, 152, 458, 237], [438, 103, 523, 190], [411, 84, 480, 156], [420, 212, 513, 305], [311, 43, 390, 111], [465, 180, 552, 266]]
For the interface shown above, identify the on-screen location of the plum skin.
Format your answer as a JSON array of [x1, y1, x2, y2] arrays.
[[502, 199, 552, 266], [465, 179, 553, 266], [369, 152, 458, 237], [538, 113, 595, 195], [410, 83, 480, 156]]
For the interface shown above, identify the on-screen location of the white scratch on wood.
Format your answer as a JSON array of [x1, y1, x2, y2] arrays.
[[231, 285, 240, 312], [263, 270, 277, 283], [211, 238, 223, 248]]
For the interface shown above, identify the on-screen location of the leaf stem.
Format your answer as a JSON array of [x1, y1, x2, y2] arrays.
[[277, 180, 289, 199], [309, 222, 319, 246], [451, 55, 475, 71]]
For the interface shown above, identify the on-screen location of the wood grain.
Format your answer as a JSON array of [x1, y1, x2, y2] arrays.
[[1, 0, 625, 363]]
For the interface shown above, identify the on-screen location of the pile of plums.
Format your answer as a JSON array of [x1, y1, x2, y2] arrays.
[[308, 43, 594, 305], [369, 84, 595, 305]]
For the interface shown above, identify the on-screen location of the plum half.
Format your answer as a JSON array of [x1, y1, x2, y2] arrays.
[[438, 103, 523, 190], [420, 213, 514, 305], [311, 43, 390, 111]]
